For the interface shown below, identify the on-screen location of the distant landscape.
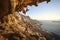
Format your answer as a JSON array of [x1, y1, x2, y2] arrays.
[[52, 21, 60, 23], [39, 20, 60, 35], [39, 20, 60, 40]]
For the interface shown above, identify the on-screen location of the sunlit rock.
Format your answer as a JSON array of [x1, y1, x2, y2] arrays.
[[0, 12, 55, 40], [0, 0, 51, 18]]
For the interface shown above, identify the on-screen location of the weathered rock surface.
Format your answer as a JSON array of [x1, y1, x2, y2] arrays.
[[0, 12, 55, 40], [0, 0, 50, 18]]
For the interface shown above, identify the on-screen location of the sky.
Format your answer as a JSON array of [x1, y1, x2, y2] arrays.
[[26, 0, 60, 21]]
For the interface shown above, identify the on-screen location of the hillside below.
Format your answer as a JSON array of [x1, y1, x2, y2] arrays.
[[0, 12, 55, 40]]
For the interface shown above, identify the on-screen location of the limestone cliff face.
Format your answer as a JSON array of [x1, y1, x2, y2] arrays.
[[0, 0, 51, 18], [0, 12, 55, 40]]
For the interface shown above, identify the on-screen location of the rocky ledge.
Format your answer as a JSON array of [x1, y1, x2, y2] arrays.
[[0, 12, 55, 40]]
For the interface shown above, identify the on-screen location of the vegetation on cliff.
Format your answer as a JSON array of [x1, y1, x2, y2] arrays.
[[0, 12, 55, 40], [0, 0, 55, 40]]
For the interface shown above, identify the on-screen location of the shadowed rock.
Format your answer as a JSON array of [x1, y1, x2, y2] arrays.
[[0, 0, 50, 18], [0, 0, 54, 40]]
